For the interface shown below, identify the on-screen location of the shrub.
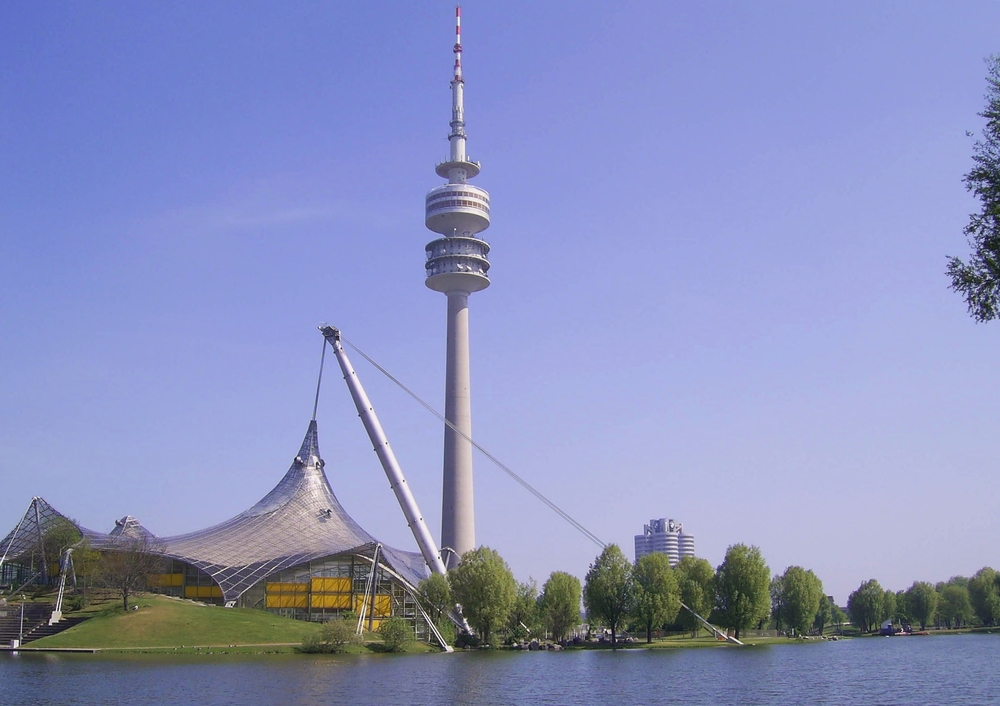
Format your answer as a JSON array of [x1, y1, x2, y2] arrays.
[[300, 618, 362, 654], [378, 617, 413, 652]]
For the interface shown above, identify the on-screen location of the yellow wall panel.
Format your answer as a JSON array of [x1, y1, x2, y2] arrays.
[[311, 577, 351, 593], [147, 573, 183, 587], [311, 594, 352, 609], [266, 582, 308, 593], [265, 594, 308, 608], [350, 594, 391, 616], [352, 595, 371, 613]]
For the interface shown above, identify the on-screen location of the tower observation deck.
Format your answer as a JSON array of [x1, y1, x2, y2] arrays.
[[426, 7, 489, 568]]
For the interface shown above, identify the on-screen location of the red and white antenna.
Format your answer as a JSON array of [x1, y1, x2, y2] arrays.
[[453, 6, 463, 82]]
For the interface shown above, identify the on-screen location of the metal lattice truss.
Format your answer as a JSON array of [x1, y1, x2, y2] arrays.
[[1, 421, 429, 603], [0, 496, 73, 581]]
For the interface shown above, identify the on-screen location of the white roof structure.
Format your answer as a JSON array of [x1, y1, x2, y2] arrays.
[[1, 420, 428, 601]]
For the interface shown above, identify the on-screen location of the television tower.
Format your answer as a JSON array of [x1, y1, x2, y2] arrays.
[[424, 6, 491, 569]]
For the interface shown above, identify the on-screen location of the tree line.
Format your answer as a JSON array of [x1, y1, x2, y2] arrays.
[[846, 568, 1000, 633], [421, 542, 1000, 647], [418, 547, 584, 646], [420, 542, 806, 645]]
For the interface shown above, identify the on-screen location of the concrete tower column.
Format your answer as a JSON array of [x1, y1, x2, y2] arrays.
[[441, 291, 475, 565]]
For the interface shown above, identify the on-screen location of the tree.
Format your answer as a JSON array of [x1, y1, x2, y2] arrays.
[[882, 589, 897, 626], [447, 546, 516, 646], [632, 553, 681, 643], [583, 544, 634, 646], [714, 544, 771, 641], [378, 616, 413, 652], [893, 589, 909, 624], [847, 579, 884, 633], [417, 572, 452, 625], [66, 539, 103, 606], [968, 567, 1000, 626], [830, 603, 846, 635], [778, 566, 824, 636], [938, 583, 973, 629], [505, 579, 541, 644], [905, 582, 938, 630], [674, 556, 715, 637], [813, 595, 832, 635], [41, 519, 82, 585], [948, 56, 1000, 322], [302, 617, 362, 653], [98, 534, 165, 612], [770, 574, 785, 633], [540, 571, 581, 642]]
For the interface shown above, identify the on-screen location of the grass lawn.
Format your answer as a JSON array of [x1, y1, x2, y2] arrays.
[[29, 594, 320, 650]]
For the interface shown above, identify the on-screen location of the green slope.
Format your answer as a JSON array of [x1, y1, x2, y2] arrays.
[[29, 595, 319, 649]]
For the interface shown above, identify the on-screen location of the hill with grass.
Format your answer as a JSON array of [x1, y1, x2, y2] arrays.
[[29, 595, 319, 650]]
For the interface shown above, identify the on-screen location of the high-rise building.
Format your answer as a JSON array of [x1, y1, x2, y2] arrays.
[[634, 518, 695, 566], [424, 7, 490, 569]]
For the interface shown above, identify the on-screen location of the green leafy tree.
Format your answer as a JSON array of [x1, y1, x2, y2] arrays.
[[893, 589, 909, 624], [583, 544, 634, 646], [302, 617, 362, 653], [813, 595, 832, 635], [830, 603, 847, 634], [506, 579, 541, 644], [417, 572, 452, 625], [778, 566, 824, 636], [938, 582, 974, 629], [770, 574, 785, 632], [41, 519, 82, 584], [378, 616, 413, 652], [714, 544, 771, 641], [632, 553, 681, 643], [968, 567, 1000, 626], [540, 571, 581, 642], [905, 582, 938, 630], [448, 546, 516, 646], [882, 589, 897, 626], [69, 540, 103, 605], [674, 556, 715, 637], [847, 579, 884, 633], [948, 56, 1000, 322], [947, 575, 970, 589]]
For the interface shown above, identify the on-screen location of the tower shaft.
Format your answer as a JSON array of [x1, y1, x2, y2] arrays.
[[441, 292, 475, 566]]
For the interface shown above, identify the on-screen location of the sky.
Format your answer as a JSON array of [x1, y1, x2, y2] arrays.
[[2, 1, 998, 604]]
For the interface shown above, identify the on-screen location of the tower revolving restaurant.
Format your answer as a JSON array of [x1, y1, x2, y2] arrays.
[[0, 421, 438, 637]]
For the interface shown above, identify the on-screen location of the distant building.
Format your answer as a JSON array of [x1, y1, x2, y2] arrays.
[[634, 518, 695, 566]]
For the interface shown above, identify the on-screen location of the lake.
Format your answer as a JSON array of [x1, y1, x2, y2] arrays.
[[1, 634, 997, 705]]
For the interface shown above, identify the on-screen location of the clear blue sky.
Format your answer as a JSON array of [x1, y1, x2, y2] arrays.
[[2, 1, 998, 603]]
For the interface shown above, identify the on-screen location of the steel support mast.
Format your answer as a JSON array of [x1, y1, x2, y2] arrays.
[[321, 326, 448, 577]]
